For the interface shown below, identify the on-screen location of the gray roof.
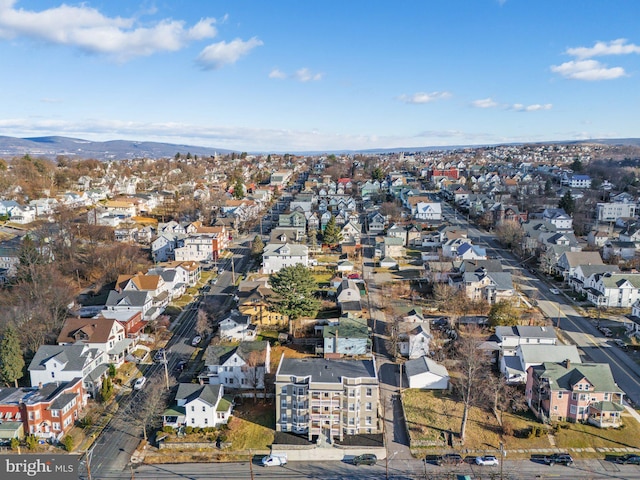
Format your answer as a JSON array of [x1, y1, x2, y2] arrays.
[[518, 344, 581, 365], [277, 357, 377, 383], [495, 325, 557, 340], [205, 341, 269, 366], [105, 290, 150, 307], [175, 383, 222, 406], [404, 356, 449, 379], [262, 242, 308, 256], [535, 362, 622, 393], [576, 264, 619, 277], [486, 272, 514, 291], [28, 345, 101, 372]]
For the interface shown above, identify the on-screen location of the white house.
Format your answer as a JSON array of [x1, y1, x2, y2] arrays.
[[57, 317, 131, 367], [199, 342, 271, 393], [494, 326, 558, 356], [398, 324, 431, 359], [28, 344, 108, 397], [501, 344, 581, 384], [414, 202, 442, 221], [586, 272, 640, 307], [219, 311, 257, 342], [404, 356, 449, 389], [163, 383, 233, 428], [262, 243, 309, 274]]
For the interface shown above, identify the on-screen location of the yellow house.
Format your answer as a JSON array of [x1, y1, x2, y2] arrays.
[[236, 280, 285, 326]]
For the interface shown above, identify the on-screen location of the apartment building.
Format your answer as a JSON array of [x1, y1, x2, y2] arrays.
[[275, 355, 380, 443]]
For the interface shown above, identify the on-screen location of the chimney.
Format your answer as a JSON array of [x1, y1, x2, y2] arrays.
[[38, 382, 43, 389], [564, 359, 571, 370]]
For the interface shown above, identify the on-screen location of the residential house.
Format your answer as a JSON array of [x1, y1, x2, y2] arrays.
[[275, 355, 381, 441], [568, 263, 619, 295], [322, 317, 370, 358], [57, 317, 131, 367], [585, 272, 640, 307], [603, 240, 638, 261], [413, 202, 442, 221], [163, 383, 233, 429], [218, 311, 257, 342], [199, 342, 271, 394], [0, 378, 86, 441], [336, 279, 363, 315], [340, 221, 362, 244], [404, 357, 449, 389], [104, 290, 155, 320], [236, 280, 283, 326], [542, 208, 573, 231], [495, 326, 558, 356], [262, 243, 309, 274], [366, 211, 386, 234], [501, 344, 581, 384], [527, 361, 624, 427], [556, 251, 604, 282], [398, 324, 431, 359], [28, 345, 108, 398]]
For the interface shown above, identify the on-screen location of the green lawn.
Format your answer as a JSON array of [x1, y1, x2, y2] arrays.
[[226, 403, 275, 450]]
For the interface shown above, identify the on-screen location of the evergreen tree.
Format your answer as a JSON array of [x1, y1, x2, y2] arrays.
[[269, 264, 320, 333], [232, 178, 244, 199], [322, 215, 343, 246], [100, 376, 114, 403], [372, 167, 384, 181], [558, 190, 575, 215], [251, 235, 264, 258], [0, 326, 24, 387]]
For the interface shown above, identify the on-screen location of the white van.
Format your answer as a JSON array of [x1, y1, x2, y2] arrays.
[[261, 453, 287, 467]]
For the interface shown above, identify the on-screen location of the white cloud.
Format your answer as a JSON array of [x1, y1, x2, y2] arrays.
[[0, 1, 220, 61], [292, 68, 323, 82], [398, 91, 452, 104], [471, 98, 498, 108], [267, 67, 323, 82], [196, 37, 263, 70], [551, 59, 625, 81], [566, 38, 640, 59], [511, 103, 552, 112], [268, 68, 287, 79]]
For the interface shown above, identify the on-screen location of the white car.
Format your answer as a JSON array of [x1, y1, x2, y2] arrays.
[[476, 455, 499, 466], [133, 377, 146, 390], [550, 288, 560, 294], [261, 454, 287, 467], [191, 335, 202, 347]]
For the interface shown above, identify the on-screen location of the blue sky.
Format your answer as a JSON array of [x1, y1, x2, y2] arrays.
[[0, 0, 639, 152]]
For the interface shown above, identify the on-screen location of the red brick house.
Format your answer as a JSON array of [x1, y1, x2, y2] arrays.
[[0, 377, 85, 441]]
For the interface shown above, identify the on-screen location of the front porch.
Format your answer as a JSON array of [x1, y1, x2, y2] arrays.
[[588, 401, 625, 428]]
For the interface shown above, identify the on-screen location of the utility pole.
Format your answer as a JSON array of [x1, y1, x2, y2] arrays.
[[249, 449, 254, 480], [85, 446, 95, 480], [231, 255, 236, 285], [162, 348, 169, 390]]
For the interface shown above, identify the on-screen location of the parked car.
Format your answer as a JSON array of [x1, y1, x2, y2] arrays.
[[191, 335, 202, 347], [153, 348, 166, 362], [475, 455, 499, 466], [261, 454, 287, 467], [353, 454, 377, 466], [175, 360, 187, 372], [543, 453, 573, 466], [218, 268, 224, 274], [616, 454, 640, 464], [550, 288, 560, 295], [437, 453, 463, 466], [133, 377, 146, 390]]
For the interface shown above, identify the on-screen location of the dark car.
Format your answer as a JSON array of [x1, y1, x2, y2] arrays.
[[174, 360, 187, 372], [353, 454, 377, 466], [437, 454, 463, 466], [616, 454, 640, 465], [544, 453, 573, 466]]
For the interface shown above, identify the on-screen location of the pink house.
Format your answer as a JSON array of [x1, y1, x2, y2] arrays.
[[526, 361, 624, 428]]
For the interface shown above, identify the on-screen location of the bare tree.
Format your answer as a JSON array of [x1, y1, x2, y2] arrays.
[[495, 220, 524, 252], [453, 330, 490, 444], [385, 315, 401, 359], [195, 309, 213, 338], [121, 375, 171, 441], [244, 349, 266, 403]]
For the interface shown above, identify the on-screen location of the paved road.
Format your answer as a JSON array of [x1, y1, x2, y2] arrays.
[[79, 242, 250, 479], [117, 458, 640, 479], [443, 201, 640, 406]]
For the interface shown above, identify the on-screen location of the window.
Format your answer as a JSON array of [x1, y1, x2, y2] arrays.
[[553, 406, 558, 411], [557, 392, 563, 399], [51, 410, 59, 418], [53, 423, 60, 431], [365, 402, 372, 411], [366, 388, 372, 397], [202, 406, 206, 412], [191, 418, 195, 424], [365, 416, 372, 426], [604, 393, 610, 400], [572, 393, 577, 401], [570, 405, 577, 414], [204, 418, 208, 425], [191, 406, 195, 412], [51, 372, 55, 379], [281, 386, 288, 394]]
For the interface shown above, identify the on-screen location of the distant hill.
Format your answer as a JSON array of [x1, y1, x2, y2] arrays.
[[0, 135, 639, 160], [0, 136, 233, 160]]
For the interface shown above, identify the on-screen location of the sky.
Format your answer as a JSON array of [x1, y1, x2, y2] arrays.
[[0, 0, 639, 152]]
